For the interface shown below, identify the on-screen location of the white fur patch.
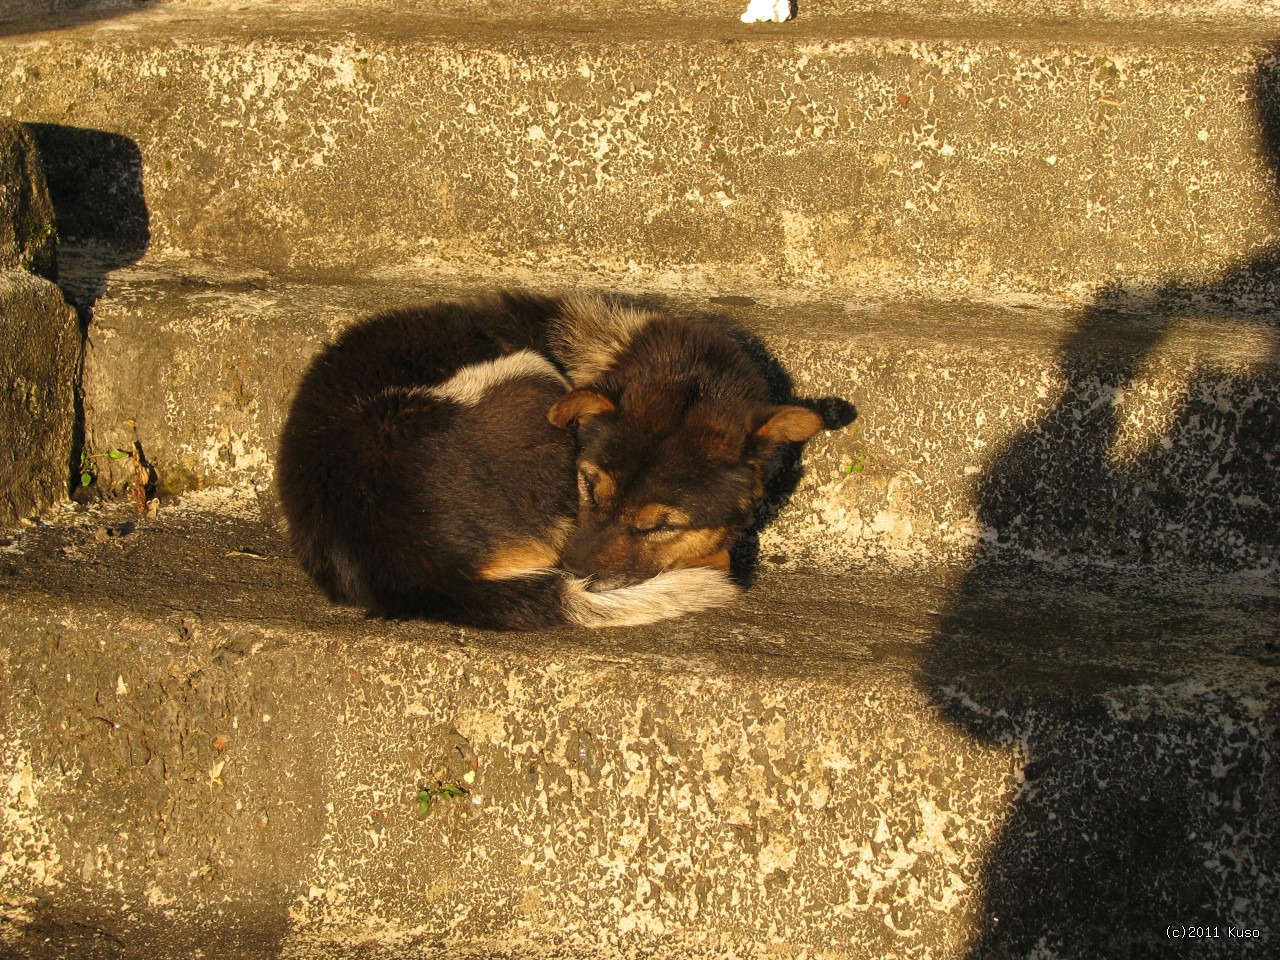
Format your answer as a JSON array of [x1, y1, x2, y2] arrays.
[[741, 0, 792, 23], [562, 567, 739, 628], [426, 349, 568, 407]]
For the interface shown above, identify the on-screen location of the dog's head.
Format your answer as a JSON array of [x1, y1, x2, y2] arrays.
[[548, 385, 822, 587]]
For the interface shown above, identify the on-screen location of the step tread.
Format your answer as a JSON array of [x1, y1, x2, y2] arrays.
[[5, 488, 1277, 691], [67, 255, 1280, 574]]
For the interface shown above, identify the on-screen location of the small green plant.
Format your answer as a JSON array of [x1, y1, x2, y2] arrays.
[[78, 447, 132, 488], [16, 219, 59, 273], [31, 218, 58, 247], [417, 783, 467, 814], [840, 453, 867, 476]]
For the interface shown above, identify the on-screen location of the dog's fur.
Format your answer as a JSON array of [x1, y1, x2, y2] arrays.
[[276, 292, 823, 629], [546, 295, 825, 587]]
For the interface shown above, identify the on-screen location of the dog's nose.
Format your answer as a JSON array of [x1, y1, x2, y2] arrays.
[[561, 558, 629, 592]]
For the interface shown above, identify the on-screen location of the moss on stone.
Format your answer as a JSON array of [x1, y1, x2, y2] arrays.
[[0, 119, 59, 282]]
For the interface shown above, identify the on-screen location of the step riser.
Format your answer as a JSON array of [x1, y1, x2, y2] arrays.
[[4, 18, 1280, 299], [0, 270, 79, 527], [2, 546, 1275, 958], [80, 277, 1280, 572], [0, 608, 1005, 956]]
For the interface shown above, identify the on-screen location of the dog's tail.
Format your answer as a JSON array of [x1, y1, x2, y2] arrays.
[[558, 567, 739, 628], [447, 567, 738, 630]]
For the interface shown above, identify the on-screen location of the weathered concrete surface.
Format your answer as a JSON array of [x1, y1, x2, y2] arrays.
[[0, 119, 56, 280], [0, 490, 1275, 957], [3, 7, 1280, 300], [72, 257, 1280, 573], [0, 270, 79, 527], [0, 3, 1276, 956]]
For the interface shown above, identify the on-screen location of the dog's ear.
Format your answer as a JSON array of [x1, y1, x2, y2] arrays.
[[549, 389, 616, 428], [754, 405, 825, 445]]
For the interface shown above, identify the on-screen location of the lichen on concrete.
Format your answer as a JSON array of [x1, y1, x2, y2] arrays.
[[0, 118, 57, 281], [0, 270, 80, 528]]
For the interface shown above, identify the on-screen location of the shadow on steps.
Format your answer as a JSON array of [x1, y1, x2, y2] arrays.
[[26, 123, 151, 503], [923, 43, 1280, 958]]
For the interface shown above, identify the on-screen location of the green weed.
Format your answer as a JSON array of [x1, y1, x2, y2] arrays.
[[417, 783, 467, 814]]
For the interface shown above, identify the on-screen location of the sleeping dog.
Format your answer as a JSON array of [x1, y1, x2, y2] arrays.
[[277, 292, 825, 629]]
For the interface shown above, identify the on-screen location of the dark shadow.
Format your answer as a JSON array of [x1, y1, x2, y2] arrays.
[[0, 0, 151, 38], [921, 47, 1280, 955], [24, 124, 149, 498], [27, 123, 150, 314]]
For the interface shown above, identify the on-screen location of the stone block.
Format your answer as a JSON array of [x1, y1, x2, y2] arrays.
[[0, 270, 79, 527], [0, 118, 56, 281]]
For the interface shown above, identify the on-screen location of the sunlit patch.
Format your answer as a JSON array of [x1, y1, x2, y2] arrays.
[[1108, 367, 1186, 466]]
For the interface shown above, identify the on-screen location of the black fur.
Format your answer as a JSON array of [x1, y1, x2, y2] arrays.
[[277, 293, 581, 629]]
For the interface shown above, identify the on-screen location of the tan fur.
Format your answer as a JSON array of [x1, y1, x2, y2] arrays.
[[477, 518, 573, 581], [659, 527, 730, 570], [548, 389, 616, 428], [632, 504, 693, 531], [756, 406, 825, 443], [693, 548, 732, 571], [549, 295, 658, 386], [578, 463, 617, 507]]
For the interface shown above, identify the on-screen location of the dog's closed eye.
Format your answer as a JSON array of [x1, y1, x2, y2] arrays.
[[632, 505, 694, 537]]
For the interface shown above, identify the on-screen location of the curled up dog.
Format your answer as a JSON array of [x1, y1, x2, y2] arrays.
[[276, 293, 828, 630]]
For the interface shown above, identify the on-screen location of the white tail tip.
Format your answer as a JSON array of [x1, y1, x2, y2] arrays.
[[563, 567, 739, 628]]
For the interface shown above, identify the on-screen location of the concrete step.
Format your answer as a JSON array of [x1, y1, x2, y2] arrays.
[[0, 489, 1276, 958], [3, 5, 1280, 301], [68, 253, 1280, 574], [1, 3, 1278, 956]]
